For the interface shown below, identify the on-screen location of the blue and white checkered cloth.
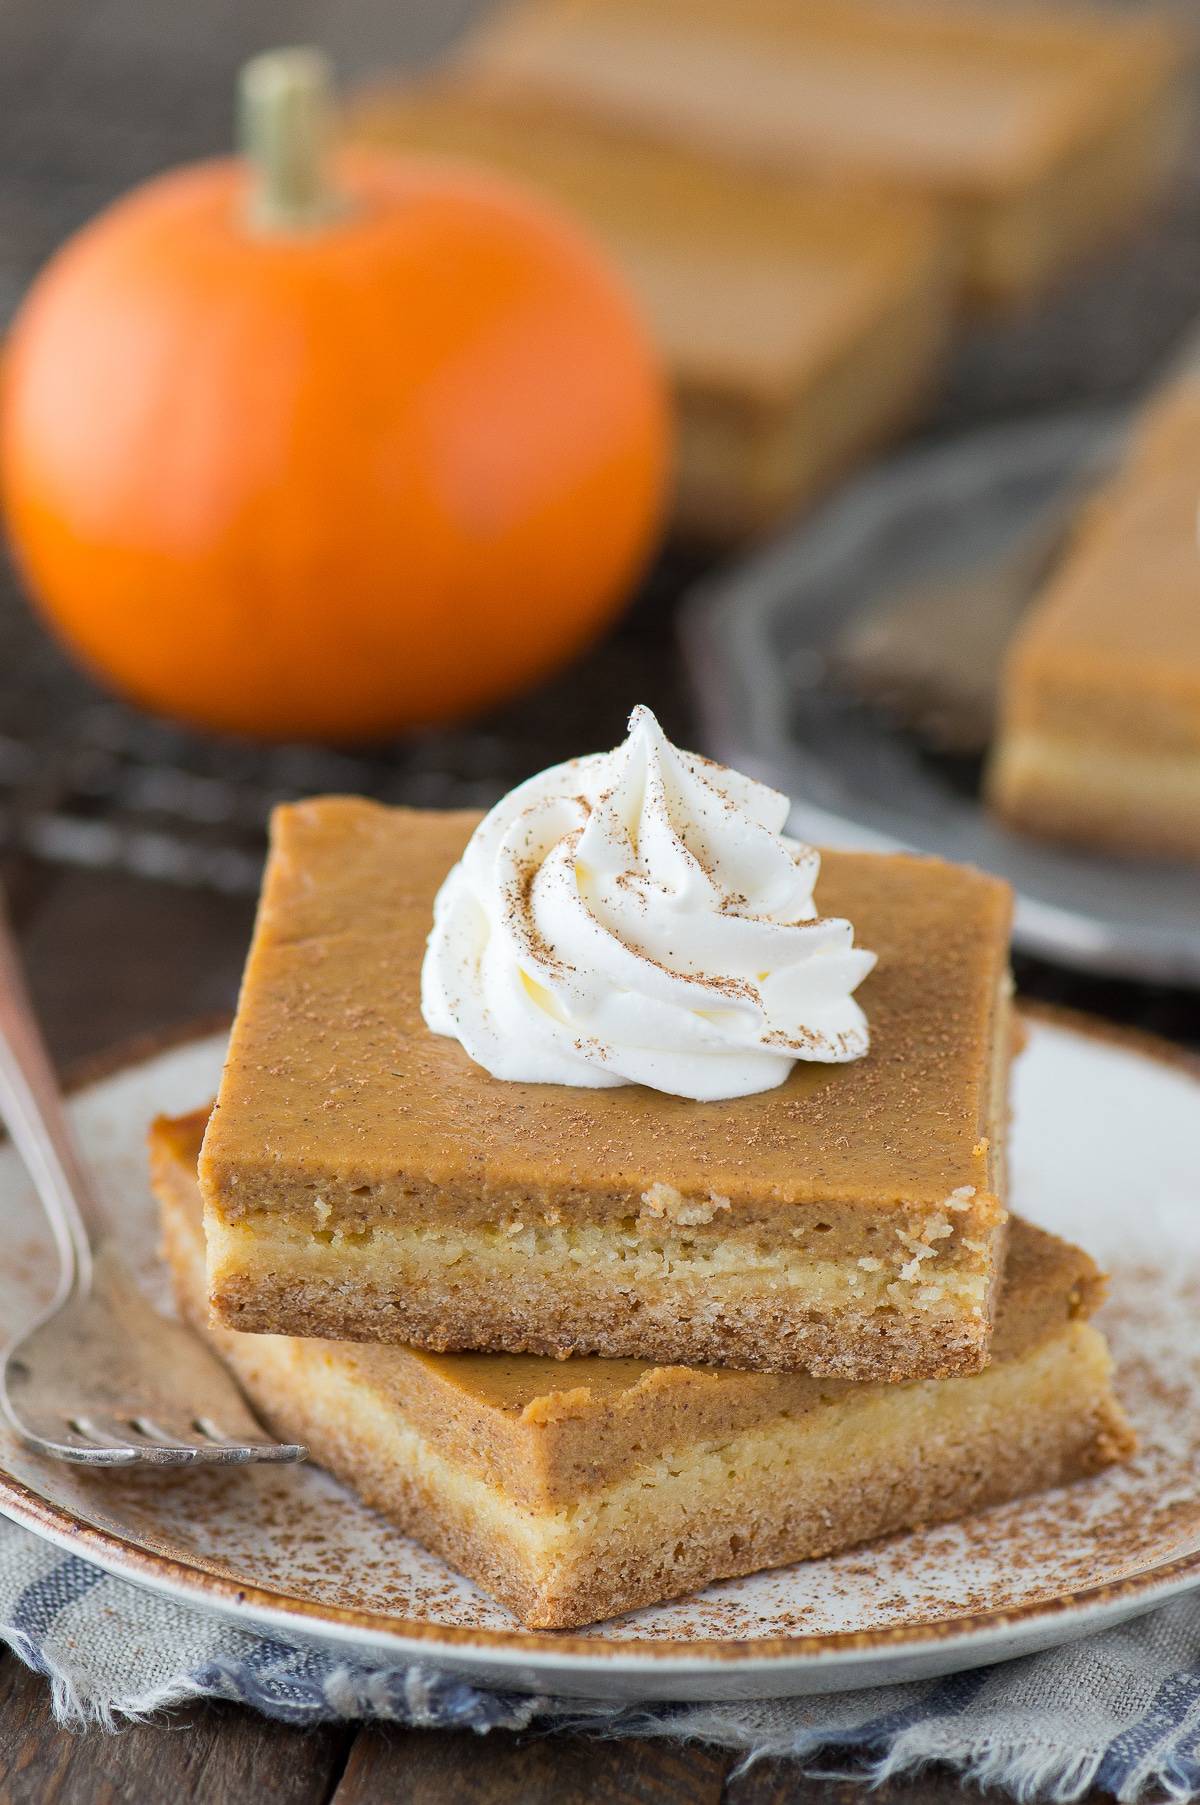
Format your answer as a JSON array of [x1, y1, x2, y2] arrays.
[[5, 1514, 1200, 1800]]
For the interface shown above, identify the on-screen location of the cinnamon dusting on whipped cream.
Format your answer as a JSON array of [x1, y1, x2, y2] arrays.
[[420, 705, 875, 1100]]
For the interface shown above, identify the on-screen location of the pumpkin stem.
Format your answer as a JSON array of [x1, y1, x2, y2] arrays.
[[239, 47, 345, 234]]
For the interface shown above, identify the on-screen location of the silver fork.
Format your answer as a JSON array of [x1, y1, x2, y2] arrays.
[[0, 901, 306, 1467]]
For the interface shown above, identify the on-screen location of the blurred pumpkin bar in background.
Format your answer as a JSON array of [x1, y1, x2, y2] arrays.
[[348, 84, 953, 542], [989, 371, 1200, 864], [453, 0, 1189, 313]]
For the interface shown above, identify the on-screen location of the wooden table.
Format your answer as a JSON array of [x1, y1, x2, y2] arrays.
[[0, 1652, 986, 1805], [1, 0, 1197, 1792]]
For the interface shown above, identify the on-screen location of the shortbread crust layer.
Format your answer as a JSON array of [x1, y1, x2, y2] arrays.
[[200, 801, 1014, 1378], [991, 734, 1200, 863], [991, 393, 1200, 864], [206, 1195, 1005, 1377], [157, 1111, 1132, 1630]]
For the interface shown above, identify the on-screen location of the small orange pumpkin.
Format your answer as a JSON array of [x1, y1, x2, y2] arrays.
[[0, 50, 671, 742]]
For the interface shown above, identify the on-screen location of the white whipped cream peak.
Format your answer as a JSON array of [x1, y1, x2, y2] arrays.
[[420, 705, 875, 1101]]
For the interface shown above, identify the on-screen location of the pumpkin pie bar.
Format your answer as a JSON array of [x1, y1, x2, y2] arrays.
[[348, 82, 952, 540], [157, 1109, 1133, 1630], [199, 798, 1014, 1379], [455, 0, 1187, 310], [990, 380, 1200, 863]]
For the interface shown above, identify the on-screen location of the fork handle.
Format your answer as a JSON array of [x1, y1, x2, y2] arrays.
[[0, 894, 102, 1295]]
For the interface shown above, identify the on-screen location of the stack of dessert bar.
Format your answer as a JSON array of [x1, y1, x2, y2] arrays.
[[151, 784, 1133, 1630]]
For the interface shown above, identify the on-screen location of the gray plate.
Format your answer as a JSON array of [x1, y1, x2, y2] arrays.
[[681, 411, 1200, 987]]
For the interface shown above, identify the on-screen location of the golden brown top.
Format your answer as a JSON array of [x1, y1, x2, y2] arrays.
[[348, 81, 944, 400], [455, 0, 1182, 198], [1005, 426, 1200, 725], [200, 798, 1012, 1216], [160, 1108, 1101, 1507]]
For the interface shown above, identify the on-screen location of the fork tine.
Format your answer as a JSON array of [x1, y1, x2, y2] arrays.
[[3, 1253, 308, 1468], [0, 906, 305, 1472], [190, 1416, 284, 1449], [128, 1415, 215, 1450], [135, 1408, 305, 1459], [49, 1417, 145, 1464], [191, 1414, 248, 1444], [65, 1414, 194, 1464], [200, 1436, 309, 1462], [52, 1418, 138, 1460], [66, 1413, 139, 1450], [79, 1409, 305, 1463]]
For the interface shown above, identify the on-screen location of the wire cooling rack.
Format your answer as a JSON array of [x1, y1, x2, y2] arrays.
[[0, 536, 701, 895], [3, 0, 1200, 897]]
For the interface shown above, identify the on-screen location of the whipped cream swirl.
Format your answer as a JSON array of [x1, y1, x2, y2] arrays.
[[421, 706, 875, 1101]]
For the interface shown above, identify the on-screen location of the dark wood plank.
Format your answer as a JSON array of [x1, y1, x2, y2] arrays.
[[15, 861, 253, 1065], [725, 1759, 974, 1804], [0, 1647, 352, 1805], [333, 1725, 731, 1805], [0, 852, 55, 937], [724, 1754, 1117, 1804]]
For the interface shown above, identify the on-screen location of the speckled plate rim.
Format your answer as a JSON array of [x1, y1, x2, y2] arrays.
[[1, 1008, 1198, 1693]]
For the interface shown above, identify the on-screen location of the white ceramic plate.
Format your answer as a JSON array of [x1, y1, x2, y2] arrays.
[[1, 1017, 1199, 1702]]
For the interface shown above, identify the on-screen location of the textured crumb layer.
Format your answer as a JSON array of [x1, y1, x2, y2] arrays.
[[206, 1205, 1005, 1380], [159, 1157, 1131, 1628], [162, 1100, 1106, 1504]]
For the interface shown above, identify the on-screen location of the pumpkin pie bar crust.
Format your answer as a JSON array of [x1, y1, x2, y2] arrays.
[[158, 1111, 1132, 1631], [200, 799, 1013, 1380]]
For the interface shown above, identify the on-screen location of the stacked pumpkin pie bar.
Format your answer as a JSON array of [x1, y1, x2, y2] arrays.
[[152, 711, 1133, 1628]]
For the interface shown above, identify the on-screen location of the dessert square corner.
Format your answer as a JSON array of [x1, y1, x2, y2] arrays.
[[199, 796, 1015, 1379]]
